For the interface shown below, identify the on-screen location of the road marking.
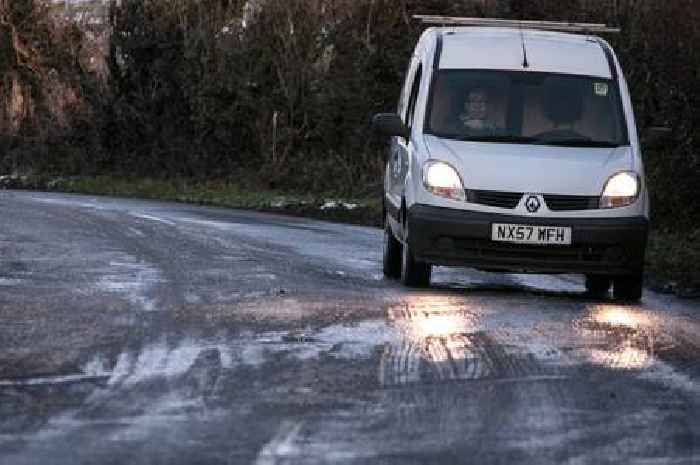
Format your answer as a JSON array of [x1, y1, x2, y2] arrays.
[[128, 227, 146, 237], [0, 374, 110, 386], [254, 421, 304, 465], [130, 213, 176, 226]]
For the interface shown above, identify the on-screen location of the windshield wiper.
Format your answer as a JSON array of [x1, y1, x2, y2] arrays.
[[536, 138, 620, 148], [452, 135, 539, 144]]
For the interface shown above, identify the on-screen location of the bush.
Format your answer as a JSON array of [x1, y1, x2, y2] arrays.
[[1, 0, 698, 231]]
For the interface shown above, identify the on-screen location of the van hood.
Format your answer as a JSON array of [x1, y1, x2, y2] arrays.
[[424, 135, 634, 195]]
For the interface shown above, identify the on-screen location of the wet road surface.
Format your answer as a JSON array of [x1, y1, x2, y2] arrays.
[[0, 191, 699, 464]]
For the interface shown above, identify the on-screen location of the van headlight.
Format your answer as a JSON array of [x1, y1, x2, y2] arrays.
[[422, 161, 465, 202], [600, 172, 640, 208]]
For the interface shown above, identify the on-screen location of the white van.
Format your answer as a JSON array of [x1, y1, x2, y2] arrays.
[[373, 18, 650, 301]]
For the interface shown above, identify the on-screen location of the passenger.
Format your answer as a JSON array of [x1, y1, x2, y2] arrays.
[[459, 87, 499, 135]]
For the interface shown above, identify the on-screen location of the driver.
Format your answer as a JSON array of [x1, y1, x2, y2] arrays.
[[459, 87, 499, 135]]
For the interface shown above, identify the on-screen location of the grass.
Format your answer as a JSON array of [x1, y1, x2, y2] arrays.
[[2, 174, 697, 298], [645, 229, 700, 297], [40, 175, 384, 226]]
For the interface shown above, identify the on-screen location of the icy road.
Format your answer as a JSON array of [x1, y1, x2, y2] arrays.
[[0, 191, 699, 464]]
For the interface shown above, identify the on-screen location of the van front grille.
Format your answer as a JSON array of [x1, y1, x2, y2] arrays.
[[465, 191, 600, 211], [466, 189, 522, 209], [543, 194, 600, 211]]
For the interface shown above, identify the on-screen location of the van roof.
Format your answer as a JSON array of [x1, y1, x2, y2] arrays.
[[436, 27, 613, 79]]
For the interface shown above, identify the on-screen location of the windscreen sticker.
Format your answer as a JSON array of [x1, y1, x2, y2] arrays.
[[594, 82, 609, 96]]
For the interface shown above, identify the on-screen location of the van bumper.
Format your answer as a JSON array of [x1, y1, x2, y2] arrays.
[[408, 204, 648, 275]]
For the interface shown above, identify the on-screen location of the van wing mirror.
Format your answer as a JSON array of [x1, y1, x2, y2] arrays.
[[642, 126, 673, 149], [372, 113, 410, 139]]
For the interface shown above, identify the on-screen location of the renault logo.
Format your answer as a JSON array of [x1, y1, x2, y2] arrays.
[[525, 195, 541, 213]]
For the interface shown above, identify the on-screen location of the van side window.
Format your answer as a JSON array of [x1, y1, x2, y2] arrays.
[[405, 64, 423, 130], [397, 58, 414, 118]]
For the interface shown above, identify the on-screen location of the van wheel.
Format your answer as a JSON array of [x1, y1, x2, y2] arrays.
[[613, 274, 643, 302], [585, 274, 611, 297], [382, 217, 402, 278], [400, 222, 431, 287]]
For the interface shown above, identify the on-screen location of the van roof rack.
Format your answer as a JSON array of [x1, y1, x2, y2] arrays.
[[413, 16, 620, 34]]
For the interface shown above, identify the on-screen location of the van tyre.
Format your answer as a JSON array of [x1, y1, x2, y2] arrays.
[[382, 218, 402, 278], [585, 274, 611, 297], [400, 223, 431, 287], [613, 274, 643, 302]]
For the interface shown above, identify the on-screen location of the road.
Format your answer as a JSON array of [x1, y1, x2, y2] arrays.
[[0, 191, 699, 465]]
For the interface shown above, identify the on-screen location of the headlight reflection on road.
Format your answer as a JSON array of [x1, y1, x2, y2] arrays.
[[582, 304, 656, 370], [405, 312, 470, 340], [387, 295, 479, 341], [588, 344, 651, 370], [589, 305, 652, 329], [380, 295, 486, 385]]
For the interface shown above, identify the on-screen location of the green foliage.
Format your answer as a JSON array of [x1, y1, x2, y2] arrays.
[[646, 228, 700, 294], [612, 2, 700, 230], [0, 0, 104, 175]]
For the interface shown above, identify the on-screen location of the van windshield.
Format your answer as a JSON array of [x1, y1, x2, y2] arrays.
[[426, 70, 629, 147]]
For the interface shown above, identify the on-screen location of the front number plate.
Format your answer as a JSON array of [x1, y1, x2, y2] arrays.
[[491, 223, 572, 245]]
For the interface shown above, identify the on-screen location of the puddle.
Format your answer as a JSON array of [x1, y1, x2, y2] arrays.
[[146, 295, 542, 387], [575, 305, 659, 370], [6, 297, 697, 396], [107, 298, 696, 391]]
